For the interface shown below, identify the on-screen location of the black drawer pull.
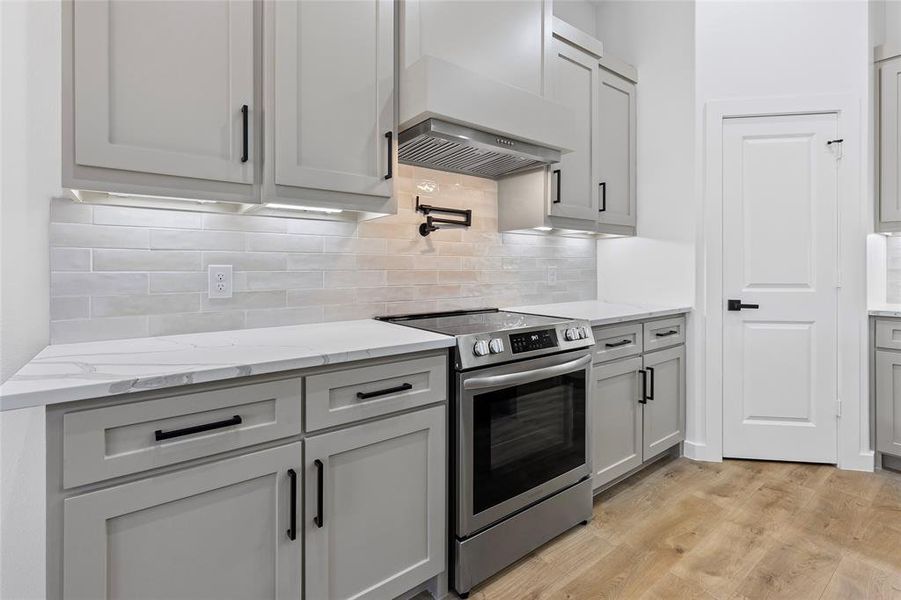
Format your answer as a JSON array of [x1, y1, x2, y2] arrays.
[[356, 382, 413, 400], [241, 105, 249, 163], [599, 181, 607, 212], [553, 169, 562, 203], [655, 330, 679, 338], [605, 339, 632, 348], [154, 415, 242, 441], [646, 366, 655, 401], [314, 459, 324, 528], [384, 131, 393, 180], [638, 369, 648, 404], [287, 468, 297, 541]]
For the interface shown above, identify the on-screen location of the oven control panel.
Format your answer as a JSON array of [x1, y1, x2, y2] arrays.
[[509, 329, 558, 354], [457, 320, 594, 370]]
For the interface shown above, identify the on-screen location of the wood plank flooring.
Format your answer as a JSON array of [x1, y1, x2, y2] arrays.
[[458, 457, 901, 600]]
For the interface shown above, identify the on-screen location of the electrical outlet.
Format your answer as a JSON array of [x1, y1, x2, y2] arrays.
[[208, 264, 233, 299], [547, 266, 558, 286]]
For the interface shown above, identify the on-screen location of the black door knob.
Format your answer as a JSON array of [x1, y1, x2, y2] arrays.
[[728, 299, 760, 311]]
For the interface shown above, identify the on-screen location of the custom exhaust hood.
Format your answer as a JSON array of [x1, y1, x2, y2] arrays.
[[398, 56, 574, 180]]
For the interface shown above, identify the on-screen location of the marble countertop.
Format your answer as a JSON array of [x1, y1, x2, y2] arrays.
[[507, 300, 692, 327], [869, 305, 901, 318], [0, 320, 454, 411]]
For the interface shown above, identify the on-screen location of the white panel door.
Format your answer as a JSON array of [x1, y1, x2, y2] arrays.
[[274, 0, 394, 198], [547, 38, 599, 222], [304, 406, 445, 600], [73, 0, 254, 183], [722, 113, 839, 463]]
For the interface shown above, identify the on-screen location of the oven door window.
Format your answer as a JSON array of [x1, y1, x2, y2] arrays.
[[472, 370, 586, 515]]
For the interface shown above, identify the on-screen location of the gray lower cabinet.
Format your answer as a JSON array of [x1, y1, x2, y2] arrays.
[[642, 345, 686, 461], [63, 442, 302, 600], [304, 406, 446, 600], [875, 349, 901, 457], [592, 356, 643, 487], [591, 321, 686, 491]]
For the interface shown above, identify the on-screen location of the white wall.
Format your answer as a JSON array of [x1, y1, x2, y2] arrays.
[[0, 0, 56, 381], [694, 1, 870, 467], [0, 1, 59, 596], [593, 2, 696, 307], [553, 0, 597, 36]]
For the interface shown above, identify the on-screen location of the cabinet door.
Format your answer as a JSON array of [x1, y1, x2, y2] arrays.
[[592, 356, 643, 489], [876, 350, 901, 457], [642, 346, 685, 461], [881, 57, 901, 225], [273, 0, 394, 199], [547, 38, 600, 222], [73, 0, 254, 184], [63, 443, 302, 600], [305, 406, 445, 600], [597, 68, 637, 228]]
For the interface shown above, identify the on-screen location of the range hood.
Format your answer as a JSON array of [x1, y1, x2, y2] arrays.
[[398, 119, 561, 180], [398, 56, 574, 181]]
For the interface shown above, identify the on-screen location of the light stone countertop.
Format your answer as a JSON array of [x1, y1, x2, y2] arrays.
[[0, 320, 454, 411], [507, 300, 692, 327], [869, 305, 901, 318]]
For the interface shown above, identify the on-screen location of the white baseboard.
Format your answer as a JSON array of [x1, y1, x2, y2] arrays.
[[839, 451, 874, 472], [683, 440, 722, 463]]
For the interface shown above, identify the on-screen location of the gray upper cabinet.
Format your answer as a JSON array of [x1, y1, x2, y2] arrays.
[[267, 0, 396, 212], [547, 37, 599, 222], [597, 67, 637, 231], [880, 56, 901, 231], [304, 406, 446, 600], [642, 346, 686, 461], [592, 356, 643, 488], [63, 442, 302, 600], [65, 0, 257, 202]]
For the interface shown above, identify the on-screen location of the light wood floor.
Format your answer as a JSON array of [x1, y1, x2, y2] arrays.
[[459, 457, 901, 600]]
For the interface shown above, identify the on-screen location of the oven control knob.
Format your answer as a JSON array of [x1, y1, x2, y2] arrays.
[[579, 326, 590, 339], [564, 328, 578, 341], [488, 338, 505, 354], [473, 340, 490, 357]]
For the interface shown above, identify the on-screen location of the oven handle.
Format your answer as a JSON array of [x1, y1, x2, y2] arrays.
[[462, 354, 592, 391]]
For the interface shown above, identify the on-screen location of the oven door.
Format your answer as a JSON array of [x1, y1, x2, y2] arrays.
[[457, 350, 592, 537]]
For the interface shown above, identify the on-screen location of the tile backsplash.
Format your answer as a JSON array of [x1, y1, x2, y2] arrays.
[[49, 167, 597, 343]]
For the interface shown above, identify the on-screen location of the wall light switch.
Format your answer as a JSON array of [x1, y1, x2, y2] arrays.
[[208, 264, 233, 299], [547, 266, 558, 286]]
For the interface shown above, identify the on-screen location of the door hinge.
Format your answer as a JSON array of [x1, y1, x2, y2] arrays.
[[835, 398, 842, 418]]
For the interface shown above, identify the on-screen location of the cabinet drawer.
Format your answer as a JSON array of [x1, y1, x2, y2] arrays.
[[643, 317, 686, 352], [592, 323, 643, 363], [876, 319, 901, 350], [305, 354, 447, 432], [63, 379, 303, 489]]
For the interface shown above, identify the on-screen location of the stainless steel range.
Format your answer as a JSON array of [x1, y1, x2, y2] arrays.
[[378, 309, 595, 598]]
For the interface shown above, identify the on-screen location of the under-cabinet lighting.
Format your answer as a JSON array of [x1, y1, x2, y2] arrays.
[[107, 192, 218, 204], [534, 226, 553, 231], [265, 203, 344, 214]]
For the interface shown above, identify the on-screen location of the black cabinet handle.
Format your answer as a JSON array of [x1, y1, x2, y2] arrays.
[[241, 105, 249, 163], [553, 169, 562, 203], [154, 415, 242, 441], [655, 330, 679, 338], [727, 299, 760, 311], [638, 369, 648, 404], [313, 459, 324, 528], [384, 131, 393, 180], [605, 339, 632, 348], [286, 468, 297, 541], [599, 181, 607, 212], [646, 366, 655, 401], [356, 382, 412, 400]]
